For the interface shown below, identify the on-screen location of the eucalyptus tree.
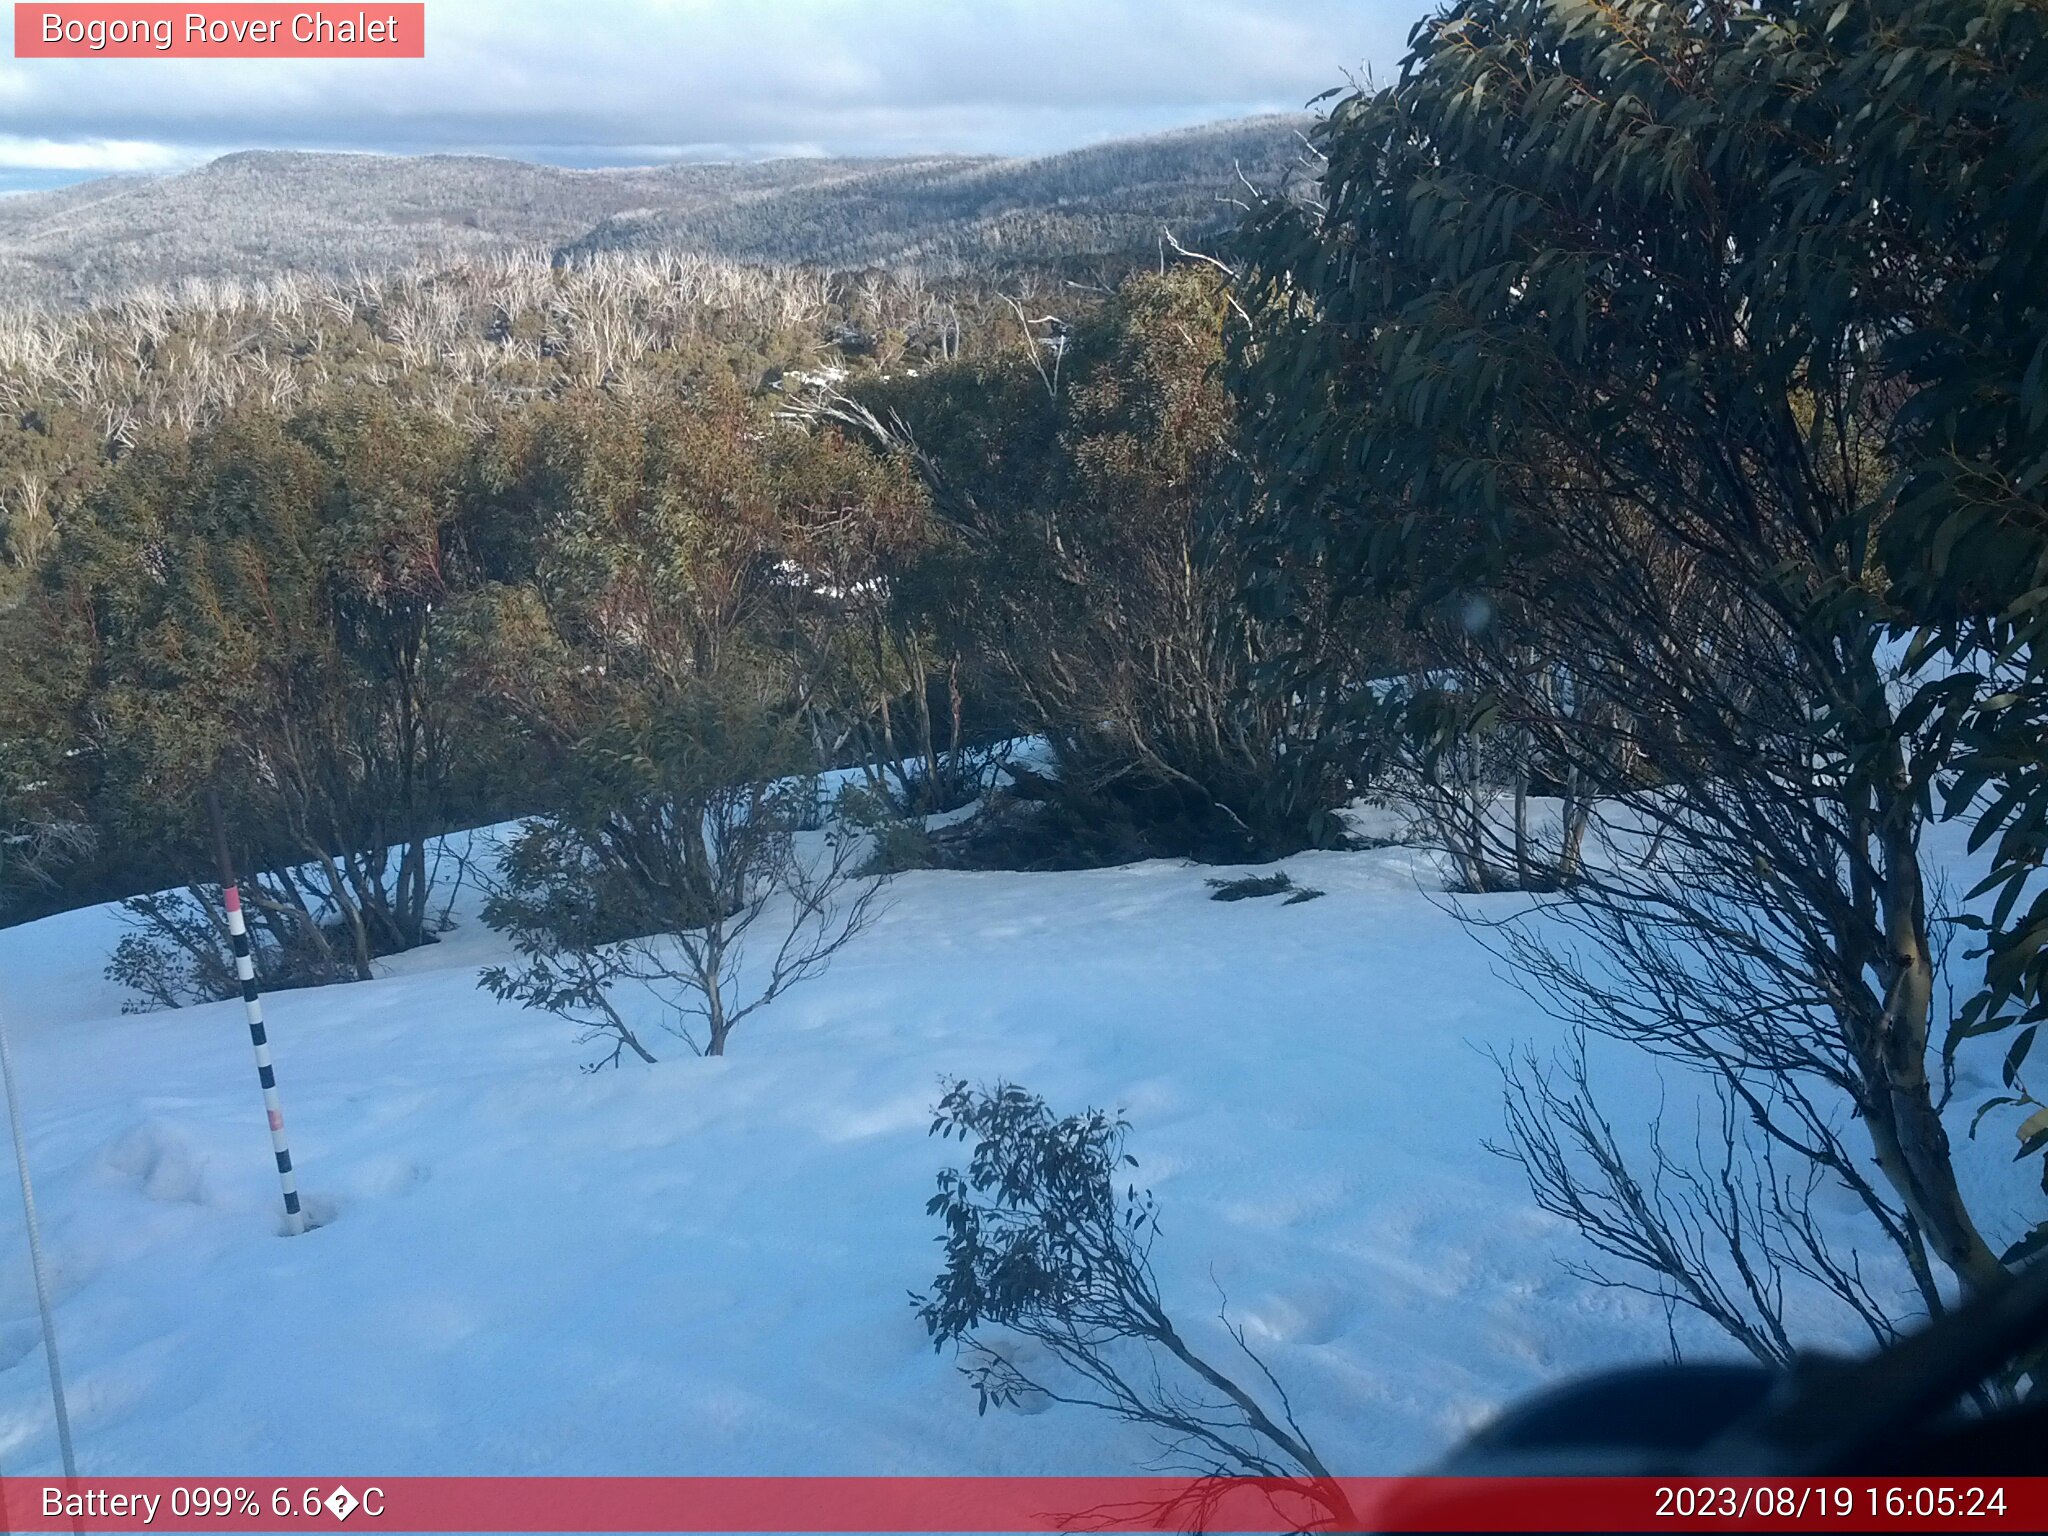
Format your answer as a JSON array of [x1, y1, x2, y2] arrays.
[[1233, 0, 2041, 1348], [465, 384, 888, 1062], [26, 396, 476, 994]]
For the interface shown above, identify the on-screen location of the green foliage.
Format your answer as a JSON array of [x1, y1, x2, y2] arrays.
[[14, 395, 485, 978], [477, 681, 881, 1063], [914, 1080, 1345, 1493], [916, 1080, 1151, 1377], [835, 781, 942, 877], [1234, 0, 2042, 1307], [1817, 0, 2048, 1268], [460, 386, 898, 1060], [108, 885, 358, 1012], [861, 269, 1385, 863]]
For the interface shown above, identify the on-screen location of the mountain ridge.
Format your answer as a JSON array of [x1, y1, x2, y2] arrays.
[[0, 115, 1315, 305]]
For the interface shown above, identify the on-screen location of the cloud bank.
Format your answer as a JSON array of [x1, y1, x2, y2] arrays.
[[0, 1, 1422, 189]]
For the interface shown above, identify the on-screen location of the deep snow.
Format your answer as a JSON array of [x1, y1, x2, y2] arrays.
[[0, 819, 2035, 1477]]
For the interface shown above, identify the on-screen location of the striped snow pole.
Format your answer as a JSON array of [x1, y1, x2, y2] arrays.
[[220, 882, 305, 1236], [206, 791, 306, 1235]]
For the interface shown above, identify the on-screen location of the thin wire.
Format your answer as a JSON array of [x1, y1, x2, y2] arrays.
[[0, 995, 80, 1481]]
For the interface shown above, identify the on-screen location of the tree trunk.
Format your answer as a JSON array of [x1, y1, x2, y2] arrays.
[[1861, 789, 2008, 1295], [700, 920, 730, 1058], [1514, 725, 1532, 889]]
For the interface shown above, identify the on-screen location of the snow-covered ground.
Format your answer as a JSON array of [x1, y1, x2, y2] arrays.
[[0, 816, 2034, 1477]]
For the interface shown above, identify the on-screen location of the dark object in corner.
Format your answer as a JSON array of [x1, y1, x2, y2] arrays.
[[1433, 1259, 2048, 1476]]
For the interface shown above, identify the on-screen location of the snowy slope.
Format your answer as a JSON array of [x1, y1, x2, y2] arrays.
[[0, 824, 2033, 1477]]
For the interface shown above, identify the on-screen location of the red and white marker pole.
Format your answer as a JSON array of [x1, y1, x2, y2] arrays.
[[209, 793, 306, 1236]]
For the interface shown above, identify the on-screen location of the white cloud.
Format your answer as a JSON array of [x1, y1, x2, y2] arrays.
[[0, 134, 202, 173], [0, 0, 1423, 181]]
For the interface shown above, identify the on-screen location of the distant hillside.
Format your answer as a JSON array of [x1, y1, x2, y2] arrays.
[[0, 116, 1313, 306], [561, 115, 1313, 270]]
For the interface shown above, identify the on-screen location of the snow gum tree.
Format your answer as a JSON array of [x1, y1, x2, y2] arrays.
[[20, 395, 476, 993], [815, 270, 1391, 863], [467, 383, 888, 1062], [917, 1081, 1352, 1521], [1233, 0, 2042, 1354]]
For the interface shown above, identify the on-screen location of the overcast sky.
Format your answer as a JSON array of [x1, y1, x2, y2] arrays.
[[0, 1, 1427, 193]]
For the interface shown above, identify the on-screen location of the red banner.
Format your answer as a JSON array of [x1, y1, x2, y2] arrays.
[[13, 5, 425, 58], [0, 1477, 2043, 1532]]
